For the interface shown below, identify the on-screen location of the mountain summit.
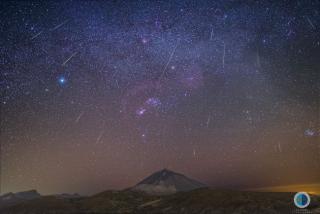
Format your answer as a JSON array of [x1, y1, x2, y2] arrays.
[[131, 169, 206, 195], [0, 190, 41, 208], [0, 190, 41, 201]]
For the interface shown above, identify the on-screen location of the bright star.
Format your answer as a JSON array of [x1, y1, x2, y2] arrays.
[[136, 107, 146, 116], [58, 77, 66, 85]]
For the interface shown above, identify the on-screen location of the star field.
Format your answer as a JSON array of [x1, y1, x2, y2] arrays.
[[0, 0, 319, 195]]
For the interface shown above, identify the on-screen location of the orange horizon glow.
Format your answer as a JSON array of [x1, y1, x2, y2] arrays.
[[247, 183, 320, 195]]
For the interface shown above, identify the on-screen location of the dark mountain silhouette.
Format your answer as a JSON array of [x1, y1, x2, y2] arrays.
[[131, 168, 207, 195], [0, 190, 41, 201], [0, 190, 41, 208], [53, 193, 82, 199], [0, 171, 319, 213], [13, 190, 41, 200]]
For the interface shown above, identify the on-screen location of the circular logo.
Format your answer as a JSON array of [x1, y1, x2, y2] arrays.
[[294, 192, 311, 209]]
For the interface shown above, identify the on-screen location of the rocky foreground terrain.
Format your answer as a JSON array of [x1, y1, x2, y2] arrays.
[[1, 169, 319, 213], [1, 188, 320, 214]]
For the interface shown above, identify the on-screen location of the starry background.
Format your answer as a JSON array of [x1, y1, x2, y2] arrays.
[[0, 0, 319, 195]]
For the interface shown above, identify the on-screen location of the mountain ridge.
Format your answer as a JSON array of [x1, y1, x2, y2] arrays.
[[1, 169, 320, 213], [131, 168, 207, 195]]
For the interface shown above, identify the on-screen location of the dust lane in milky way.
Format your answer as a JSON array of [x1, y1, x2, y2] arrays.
[[0, 0, 319, 195]]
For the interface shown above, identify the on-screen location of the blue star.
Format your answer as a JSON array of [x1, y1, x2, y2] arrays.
[[58, 77, 66, 85]]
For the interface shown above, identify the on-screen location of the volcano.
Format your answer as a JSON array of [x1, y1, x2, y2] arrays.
[[131, 169, 207, 195]]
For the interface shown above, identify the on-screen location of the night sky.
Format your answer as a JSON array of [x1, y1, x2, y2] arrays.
[[0, 0, 319, 195]]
